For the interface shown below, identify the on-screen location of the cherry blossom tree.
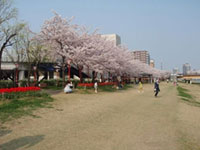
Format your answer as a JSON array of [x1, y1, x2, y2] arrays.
[[38, 12, 82, 85], [38, 12, 170, 83]]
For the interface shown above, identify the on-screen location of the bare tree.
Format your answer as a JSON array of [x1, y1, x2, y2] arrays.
[[6, 25, 51, 85], [0, 0, 17, 25], [0, 0, 23, 79]]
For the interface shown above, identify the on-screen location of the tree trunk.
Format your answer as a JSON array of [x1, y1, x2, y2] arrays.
[[0, 33, 17, 80], [92, 71, 95, 83], [67, 63, 71, 81], [62, 63, 65, 87], [87, 66, 90, 77], [61, 56, 66, 87], [0, 51, 3, 80], [100, 73, 104, 82], [15, 68, 19, 87], [27, 63, 32, 86], [78, 66, 83, 83], [108, 72, 112, 82]]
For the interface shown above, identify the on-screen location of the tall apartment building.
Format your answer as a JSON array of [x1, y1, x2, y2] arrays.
[[183, 63, 191, 75], [132, 50, 150, 65], [173, 67, 179, 75], [101, 34, 121, 46]]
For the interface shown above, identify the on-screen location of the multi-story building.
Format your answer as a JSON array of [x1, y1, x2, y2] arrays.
[[183, 63, 191, 75], [150, 59, 155, 68], [132, 50, 150, 65], [173, 67, 179, 75], [101, 34, 121, 46]]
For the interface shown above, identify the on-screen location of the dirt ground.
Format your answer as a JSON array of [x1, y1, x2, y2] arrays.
[[0, 83, 200, 150]]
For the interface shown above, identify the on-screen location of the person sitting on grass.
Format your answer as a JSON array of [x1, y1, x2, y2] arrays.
[[64, 81, 73, 93], [112, 84, 118, 89], [118, 81, 123, 89]]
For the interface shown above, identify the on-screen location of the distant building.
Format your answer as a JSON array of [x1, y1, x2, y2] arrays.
[[150, 59, 155, 68], [132, 50, 150, 65], [183, 63, 191, 75], [173, 67, 179, 75], [101, 34, 121, 46]]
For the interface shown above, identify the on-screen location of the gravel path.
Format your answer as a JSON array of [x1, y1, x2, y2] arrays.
[[0, 83, 200, 150]]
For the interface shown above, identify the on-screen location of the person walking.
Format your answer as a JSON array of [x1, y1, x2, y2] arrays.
[[138, 81, 144, 93], [94, 80, 98, 93], [154, 80, 160, 97]]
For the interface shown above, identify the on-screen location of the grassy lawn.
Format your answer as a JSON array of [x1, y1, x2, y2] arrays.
[[76, 84, 133, 94], [177, 86, 193, 100], [0, 92, 53, 123], [0, 84, 133, 123], [177, 86, 200, 107], [41, 86, 63, 90], [98, 85, 117, 92]]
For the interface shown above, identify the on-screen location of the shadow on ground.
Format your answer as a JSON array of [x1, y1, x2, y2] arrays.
[[0, 135, 44, 150], [0, 129, 12, 137]]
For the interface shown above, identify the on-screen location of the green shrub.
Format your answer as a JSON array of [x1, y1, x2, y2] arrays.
[[72, 80, 80, 88], [42, 79, 56, 86], [42, 79, 65, 87], [19, 79, 36, 87], [0, 80, 14, 88]]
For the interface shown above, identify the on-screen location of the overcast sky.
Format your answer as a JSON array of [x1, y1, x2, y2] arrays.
[[15, 0, 200, 71]]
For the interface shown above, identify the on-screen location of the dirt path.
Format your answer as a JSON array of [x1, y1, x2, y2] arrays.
[[0, 83, 200, 150]]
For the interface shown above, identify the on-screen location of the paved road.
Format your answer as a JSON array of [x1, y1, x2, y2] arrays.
[[0, 83, 200, 150]]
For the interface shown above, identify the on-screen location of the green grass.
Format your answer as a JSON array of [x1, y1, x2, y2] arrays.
[[41, 86, 63, 90], [98, 84, 133, 92], [77, 84, 133, 93], [121, 84, 133, 90], [98, 85, 117, 92], [0, 92, 53, 123], [177, 86, 193, 99], [179, 133, 200, 150], [177, 86, 200, 107]]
